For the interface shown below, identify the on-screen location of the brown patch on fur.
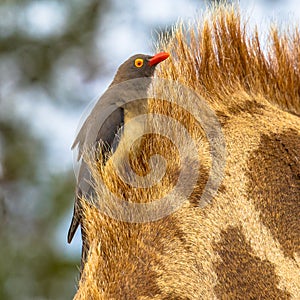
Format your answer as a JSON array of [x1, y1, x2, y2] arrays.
[[218, 184, 227, 194], [227, 99, 266, 116], [215, 110, 230, 126], [216, 100, 266, 126], [213, 226, 291, 299], [188, 167, 209, 207], [246, 129, 300, 259]]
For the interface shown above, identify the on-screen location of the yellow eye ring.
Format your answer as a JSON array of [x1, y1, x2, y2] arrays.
[[134, 58, 144, 68]]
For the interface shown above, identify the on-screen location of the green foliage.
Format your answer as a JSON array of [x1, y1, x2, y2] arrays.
[[0, 0, 108, 299], [0, 119, 43, 181]]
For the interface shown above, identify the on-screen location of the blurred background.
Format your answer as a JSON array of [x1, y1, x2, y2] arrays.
[[0, 0, 299, 299]]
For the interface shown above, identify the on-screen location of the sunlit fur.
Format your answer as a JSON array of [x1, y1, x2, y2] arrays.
[[73, 5, 300, 299]]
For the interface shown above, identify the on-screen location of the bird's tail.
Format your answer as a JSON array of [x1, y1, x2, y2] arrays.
[[67, 202, 80, 244]]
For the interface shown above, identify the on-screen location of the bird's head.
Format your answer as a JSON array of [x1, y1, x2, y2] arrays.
[[112, 52, 170, 84]]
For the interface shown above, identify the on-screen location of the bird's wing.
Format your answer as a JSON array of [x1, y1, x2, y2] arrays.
[[72, 88, 125, 159], [76, 104, 124, 195], [68, 93, 124, 244]]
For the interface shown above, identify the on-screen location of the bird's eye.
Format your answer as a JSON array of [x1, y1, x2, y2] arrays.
[[134, 58, 144, 68]]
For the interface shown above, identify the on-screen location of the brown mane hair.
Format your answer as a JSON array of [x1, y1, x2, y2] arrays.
[[157, 5, 300, 116]]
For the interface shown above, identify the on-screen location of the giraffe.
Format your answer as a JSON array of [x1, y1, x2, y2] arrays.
[[72, 5, 300, 299]]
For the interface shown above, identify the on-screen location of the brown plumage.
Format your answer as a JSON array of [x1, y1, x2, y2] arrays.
[[68, 52, 170, 263], [72, 5, 300, 300]]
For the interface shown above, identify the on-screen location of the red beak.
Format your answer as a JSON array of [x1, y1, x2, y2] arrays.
[[148, 52, 170, 66]]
